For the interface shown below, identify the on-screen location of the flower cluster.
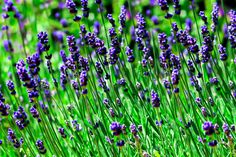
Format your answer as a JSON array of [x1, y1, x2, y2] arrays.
[[7, 128, 21, 148], [13, 106, 29, 130], [16, 60, 39, 102]]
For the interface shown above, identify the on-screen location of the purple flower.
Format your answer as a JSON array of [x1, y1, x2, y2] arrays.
[[151, 16, 159, 25], [118, 6, 127, 33], [218, 44, 227, 61], [80, 70, 88, 86], [158, 33, 169, 51], [136, 13, 148, 39], [37, 32, 50, 52], [13, 106, 29, 130], [84, 32, 96, 47], [110, 122, 122, 136], [171, 22, 178, 32], [173, 0, 181, 15], [130, 123, 138, 135], [199, 11, 207, 24], [7, 128, 21, 148], [201, 107, 207, 117], [58, 127, 67, 138], [151, 90, 160, 107], [26, 53, 41, 76], [3, 40, 14, 52], [30, 106, 41, 122], [203, 121, 215, 136], [107, 14, 115, 27], [116, 140, 125, 147], [210, 77, 218, 85], [52, 31, 64, 43], [208, 140, 217, 147], [81, 0, 89, 18], [185, 18, 192, 32], [16, 60, 39, 102], [170, 54, 181, 70], [176, 30, 188, 46], [228, 11, 236, 48], [125, 47, 135, 63], [94, 21, 100, 35], [36, 140, 47, 154], [6, 80, 16, 95], [222, 123, 230, 135], [171, 69, 180, 85], [41, 79, 51, 100], [60, 18, 68, 27], [157, 0, 169, 11], [66, 0, 77, 14], [211, 3, 219, 32], [0, 100, 10, 116]]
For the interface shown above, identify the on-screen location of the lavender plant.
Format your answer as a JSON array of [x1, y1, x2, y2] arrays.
[[0, 0, 235, 156]]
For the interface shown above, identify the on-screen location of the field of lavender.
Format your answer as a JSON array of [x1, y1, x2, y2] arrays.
[[0, 0, 236, 156]]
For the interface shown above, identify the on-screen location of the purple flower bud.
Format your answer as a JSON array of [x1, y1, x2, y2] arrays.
[[58, 127, 67, 138], [110, 122, 122, 136], [13, 106, 29, 130], [203, 121, 215, 136], [157, 0, 169, 11], [6, 80, 16, 95], [7, 128, 21, 148], [151, 90, 160, 107], [36, 140, 47, 154], [80, 70, 88, 86], [116, 140, 125, 147], [173, 0, 181, 15], [94, 21, 100, 35], [3, 40, 13, 52], [208, 140, 217, 147], [60, 18, 68, 27], [107, 14, 115, 27], [119, 6, 127, 34], [81, 0, 89, 18], [199, 11, 207, 24], [66, 0, 77, 14]]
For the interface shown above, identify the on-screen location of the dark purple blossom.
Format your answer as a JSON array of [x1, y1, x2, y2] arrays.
[[125, 47, 135, 63], [218, 44, 227, 61], [173, 0, 181, 15], [171, 69, 180, 85], [66, 0, 77, 14], [110, 122, 122, 136], [199, 11, 208, 24], [151, 16, 159, 25], [81, 0, 89, 18], [26, 53, 41, 76], [116, 140, 125, 147], [203, 121, 215, 136], [211, 3, 219, 32], [37, 32, 50, 52], [94, 21, 101, 35], [36, 140, 47, 154], [107, 14, 115, 27], [13, 106, 29, 130], [118, 6, 126, 33], [6, 80, 16, 95], [30, 106, 41, 122], [58, 127, 67, 138], [3, 40, 14, 52], [7, 128, 21, 148], [151, 90, 160, 107], [0, 100, 10, 116], [80, 70, 88, 86], [208, 140, 217, 147], [157, 0, 169, 11]]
